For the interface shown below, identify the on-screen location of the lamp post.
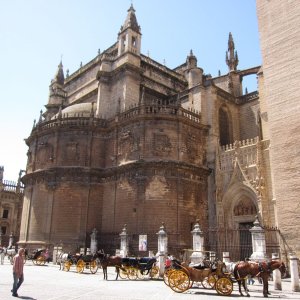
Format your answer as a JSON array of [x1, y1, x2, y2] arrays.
[[119, 224, 128, 258], [156, 223, 167, 276], [190, 219, 205, 265]]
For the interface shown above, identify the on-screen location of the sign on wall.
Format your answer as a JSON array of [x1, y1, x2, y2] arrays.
[[139, 234, 147, 251]]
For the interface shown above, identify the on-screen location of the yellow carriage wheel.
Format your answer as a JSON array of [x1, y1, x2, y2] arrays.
[[163, 268, 174, 286], [89, 260, 98, 274], [127, 267, 138, 280], [76, 259, 85, 273], [119, 267, 128, 279], [36, 256, 45, 265], [215, 277, 233, 296], [168, 270, 190, 293], [150, 266, 160, 279], [64, 260, 72, 271], [137, 269, 145, 279], [202, 274, 217, 289]]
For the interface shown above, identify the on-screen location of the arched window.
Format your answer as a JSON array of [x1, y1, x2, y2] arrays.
[[219, 107, 231, 146]]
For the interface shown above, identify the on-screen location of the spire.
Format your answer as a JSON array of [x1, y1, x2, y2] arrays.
[[53, 61, 65, 85], [120, 4, 140, 33], [186, 49, 197, 68], [226, 32, 239, 72]]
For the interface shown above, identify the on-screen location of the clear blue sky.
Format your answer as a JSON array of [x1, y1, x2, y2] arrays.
[[0, 0, 260, 181]]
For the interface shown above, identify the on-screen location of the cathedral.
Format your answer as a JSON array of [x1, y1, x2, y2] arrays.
[[19, 4, 291, 260]]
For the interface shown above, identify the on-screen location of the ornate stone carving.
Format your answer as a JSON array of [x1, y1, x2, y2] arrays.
[[152, 133, 172, 155], [118, 130, 139, 156], [36, 141, 54, 167], [65, 142, 80, 162], [233, 198, 256, 216]]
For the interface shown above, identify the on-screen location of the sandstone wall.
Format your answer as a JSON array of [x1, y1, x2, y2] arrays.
[[257, 0, 300, 255]]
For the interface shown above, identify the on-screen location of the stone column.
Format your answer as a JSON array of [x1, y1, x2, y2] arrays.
[[223, 252, 231, 263], [249, 216, 267, 261], [190, 220, 204, 265], [90, 228, 98, 254], [119, 224, 128, 258], [289, 254, 300, 292], [272, 253, 282, 290], [156, 223, 167, 277]]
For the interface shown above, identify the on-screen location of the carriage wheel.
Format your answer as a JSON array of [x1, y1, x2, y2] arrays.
[[36, 256, 46, 265], [202, 274, 217, 289], [64, 260, 72, 271], [89, 260, 98, 274], [76, 259, 85, 273], [137, 269, 145, 279], [163, 268, 174, 286], [150, 266, 160, 279], [119, 267, 128, 279], [168, 270, 190, 293], [215, 277, 233, 296], [127, 267, 138, 280]]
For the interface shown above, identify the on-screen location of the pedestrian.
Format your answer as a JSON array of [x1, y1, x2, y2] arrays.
[[247, 274, 255, 285], [12, 247, 25, 297]]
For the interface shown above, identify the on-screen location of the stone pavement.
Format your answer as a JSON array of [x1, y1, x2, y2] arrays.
[[0, 259, 300, 300]]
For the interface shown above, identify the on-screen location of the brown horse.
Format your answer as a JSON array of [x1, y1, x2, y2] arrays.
[[97, 251, 123, 280], [233, 260, 286, 297]]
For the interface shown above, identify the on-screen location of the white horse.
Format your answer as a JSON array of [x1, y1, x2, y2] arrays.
[[56, 252, 70, 270], [0, 247, 5, 264], [4, 247, 17, 264]]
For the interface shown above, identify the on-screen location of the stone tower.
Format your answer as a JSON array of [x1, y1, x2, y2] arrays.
[[256, 0, 300, 258]]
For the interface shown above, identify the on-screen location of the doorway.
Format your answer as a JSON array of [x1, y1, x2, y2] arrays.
[[239, 222, 253, 260]]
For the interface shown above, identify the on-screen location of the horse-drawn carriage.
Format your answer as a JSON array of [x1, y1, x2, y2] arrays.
[[118, 257, 159, 280], [26, 249, 50, 265], [62, 253, 98, 274], [164, 259, 233, 296]]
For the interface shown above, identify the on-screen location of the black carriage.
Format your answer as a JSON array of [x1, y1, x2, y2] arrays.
[[63, 253, 98, 274], [119, 257, 159, 280], [26, 249, 49, 265]]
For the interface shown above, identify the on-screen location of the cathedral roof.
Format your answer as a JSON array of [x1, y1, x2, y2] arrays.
[[52, 102, 94, 119]]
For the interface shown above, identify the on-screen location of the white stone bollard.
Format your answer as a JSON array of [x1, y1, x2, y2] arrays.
[[272, 253, 282, 290], [250, 217, 267, 261], [289, 254, 300, 292], [190, 220, 205, 265]]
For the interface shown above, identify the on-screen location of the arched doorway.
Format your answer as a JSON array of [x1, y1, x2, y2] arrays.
[[233, 197, 257, 259]]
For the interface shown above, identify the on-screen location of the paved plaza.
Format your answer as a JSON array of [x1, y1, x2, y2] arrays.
[[1, 259, 300, 300]]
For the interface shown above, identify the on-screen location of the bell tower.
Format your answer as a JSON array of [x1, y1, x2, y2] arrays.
[[117, 4, 141, 57]]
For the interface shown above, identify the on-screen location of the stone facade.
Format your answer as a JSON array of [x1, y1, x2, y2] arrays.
[[256, 0, 300, 258], [0, 167, 24, 246], [19, 5, 284, 259]]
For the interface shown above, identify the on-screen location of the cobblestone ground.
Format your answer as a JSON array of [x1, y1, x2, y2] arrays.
[[0, 258, 300, 300]]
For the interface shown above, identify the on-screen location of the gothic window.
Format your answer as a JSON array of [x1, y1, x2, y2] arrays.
[[258, 113, 263, 140], [2, 209, 8, 219], [219, 107, 231, 146], [1, 226, 6, 235], [121, 36, 126, 53], [132, 36, 137, 48]]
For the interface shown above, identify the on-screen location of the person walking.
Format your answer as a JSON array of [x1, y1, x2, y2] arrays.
[[12, 247, 25, 297]]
